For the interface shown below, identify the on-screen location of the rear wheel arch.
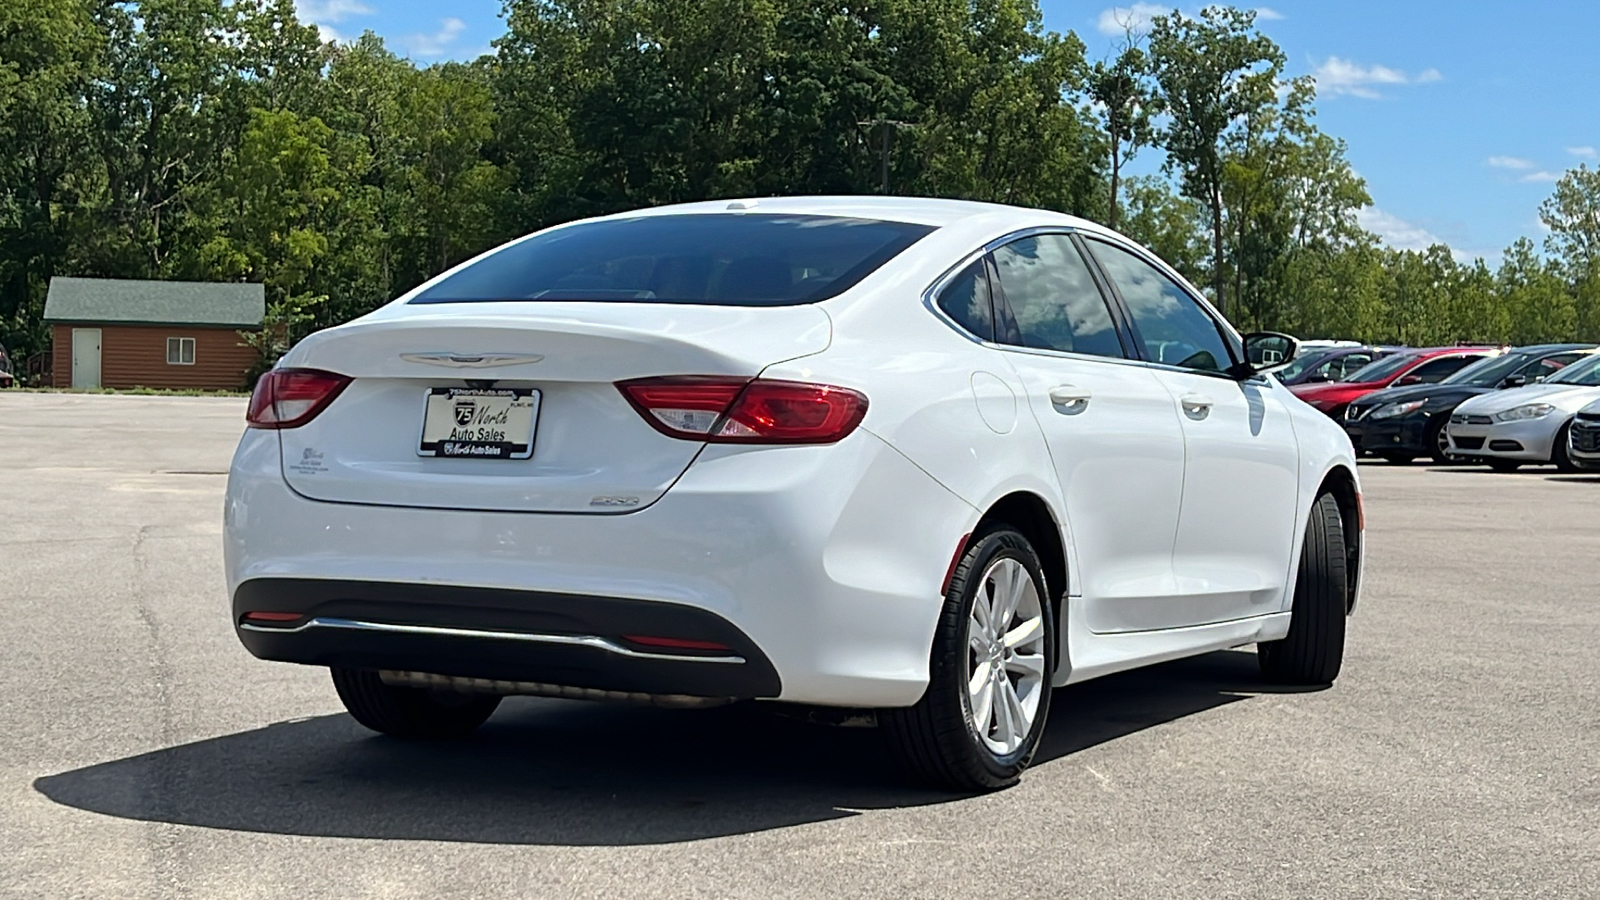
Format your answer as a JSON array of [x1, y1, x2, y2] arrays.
[[1315, 466, 1362, 613], [972, 492, 1068, 611], [971, 493, 1069, 678]]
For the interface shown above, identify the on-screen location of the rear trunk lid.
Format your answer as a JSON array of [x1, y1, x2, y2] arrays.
[[274, 302, 830, 513]]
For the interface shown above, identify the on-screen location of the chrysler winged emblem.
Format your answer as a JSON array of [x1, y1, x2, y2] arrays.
[[400, 352, 545, 368]]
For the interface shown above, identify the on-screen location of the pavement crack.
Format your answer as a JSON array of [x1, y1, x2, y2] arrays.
[[131, 523, 192, 900]]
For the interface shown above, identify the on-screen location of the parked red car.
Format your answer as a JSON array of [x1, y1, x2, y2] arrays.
[[1290, 347, 1499, 420]]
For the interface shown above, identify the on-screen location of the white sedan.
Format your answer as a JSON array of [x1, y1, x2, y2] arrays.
[[224, 197, 1362, 790], [1447, 353, 1600, 472]]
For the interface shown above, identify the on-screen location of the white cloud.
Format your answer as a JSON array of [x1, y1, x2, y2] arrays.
[[1520, 171, 1561, 183], [1568, 146, 1597, 158], [1356, 206, 1485, 263], [1096, 3, 1166, 36], [1096, 5, 1283, 36], [1310, 57, 1442, 99], [1357, 207, 1446, 252], [295, 0, 372, 22], [294, 0, 371, 43], [1487, 156, 1535, 170], [402, 17, 467, 58]]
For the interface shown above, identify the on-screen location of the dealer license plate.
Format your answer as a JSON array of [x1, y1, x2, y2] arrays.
[[418, 388, 540, 459]]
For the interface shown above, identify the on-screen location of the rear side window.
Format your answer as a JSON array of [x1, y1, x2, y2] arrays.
[[990, 235, 1125, 359], [410, 214, 934, 307], [936, 259, 995, 341]]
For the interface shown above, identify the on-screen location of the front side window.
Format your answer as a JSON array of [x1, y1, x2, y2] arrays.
[[409, 214, 934, 307], [935, 259, 994, 341], [1087, 239, 1233, 373], [989, 235, 1124, 359], [166, 337, 195, 366]]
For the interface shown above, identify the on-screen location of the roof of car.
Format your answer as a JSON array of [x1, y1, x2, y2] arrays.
[[1507, 343, 1597, 354], [598, 195, 1102, 231]]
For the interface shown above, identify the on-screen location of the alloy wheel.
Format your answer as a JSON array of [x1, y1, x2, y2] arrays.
[[964, 557, 1048, 755]]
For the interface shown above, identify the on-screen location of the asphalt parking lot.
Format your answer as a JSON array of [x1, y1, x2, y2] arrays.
[[2, 391, 1597, 900]]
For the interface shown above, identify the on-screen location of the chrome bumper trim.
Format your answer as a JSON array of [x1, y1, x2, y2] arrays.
[[238, 616, 747, 665]]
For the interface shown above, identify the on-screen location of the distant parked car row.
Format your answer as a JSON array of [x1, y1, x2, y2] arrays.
[[1281, 339, 1600, 470]]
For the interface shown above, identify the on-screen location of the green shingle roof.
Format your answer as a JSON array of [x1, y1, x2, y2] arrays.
[[43, 277, 265, 327]]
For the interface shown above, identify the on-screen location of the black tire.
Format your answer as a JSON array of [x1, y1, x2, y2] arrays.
[[1426, 418, 1453, 465], [1378, 452, 1414, 465], [1259, 493, 1347, 686], [1552, 422, 1578, 473], [881, 527, 1055, 792], [1487, 459, 1521, 473], [331, 668, 501, 738]]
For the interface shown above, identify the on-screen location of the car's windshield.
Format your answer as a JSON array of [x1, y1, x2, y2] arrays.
[[1546, 353, 1600, 385], [1341, 352, 1415, 383], [1271, 348, 1336, 381], [409, 214, 934, 307], [1443, 352, 1528, 386]]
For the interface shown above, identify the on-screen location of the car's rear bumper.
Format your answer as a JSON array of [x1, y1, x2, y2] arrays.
[[224, 427, 978, 707], [234, 578, 782, 699]]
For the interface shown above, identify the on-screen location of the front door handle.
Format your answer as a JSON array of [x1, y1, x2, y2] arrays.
[[1180, 394, 1213, 419], [1049, 385, 1093, 413]]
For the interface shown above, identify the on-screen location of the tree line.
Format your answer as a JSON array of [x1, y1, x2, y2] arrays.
[[3, 0, 1599, 378]]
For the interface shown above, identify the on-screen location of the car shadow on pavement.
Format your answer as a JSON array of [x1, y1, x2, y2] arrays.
[[1544, 475, 1600, 484], [35, 649, 1298, 846]]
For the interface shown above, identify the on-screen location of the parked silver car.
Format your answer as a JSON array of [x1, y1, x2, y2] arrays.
[[1447, 353, 1600, 472]]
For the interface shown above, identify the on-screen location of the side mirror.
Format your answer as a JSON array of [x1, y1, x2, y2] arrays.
[[1235, 332, 1299, 380], [1501, 375, 1528, 388], [1302, 372, 1331, 383], [1396, 374, 1423, 386]]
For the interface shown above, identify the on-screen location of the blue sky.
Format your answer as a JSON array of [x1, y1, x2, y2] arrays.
[[295, 1, 1600, 266]]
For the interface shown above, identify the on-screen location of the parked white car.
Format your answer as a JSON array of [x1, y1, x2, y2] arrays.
[[1447, 353, 1600, 471], [224, 197, 1363, 790]]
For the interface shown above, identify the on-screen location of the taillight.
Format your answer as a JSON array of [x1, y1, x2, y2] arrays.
[[618, 376, 868, 444], [246, 368, 352, 429]]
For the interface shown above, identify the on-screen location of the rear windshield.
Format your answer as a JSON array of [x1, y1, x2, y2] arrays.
[[409, 213, 934, 307], [1443, 352, 1527, 386]]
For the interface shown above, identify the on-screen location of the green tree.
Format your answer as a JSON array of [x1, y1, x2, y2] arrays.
[[1148, 6, 1284, 315], [1540, 164, 1600, 279], [1087, 41, 1157, 229], [0, 0, 104, 362]]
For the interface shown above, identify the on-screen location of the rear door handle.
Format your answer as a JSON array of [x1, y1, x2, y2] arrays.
[[1180, 394, 1213, 419], [1049, 385, 1092, 413]]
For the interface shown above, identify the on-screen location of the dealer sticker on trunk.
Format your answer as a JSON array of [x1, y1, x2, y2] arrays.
[[418, 387, 540, 459]]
